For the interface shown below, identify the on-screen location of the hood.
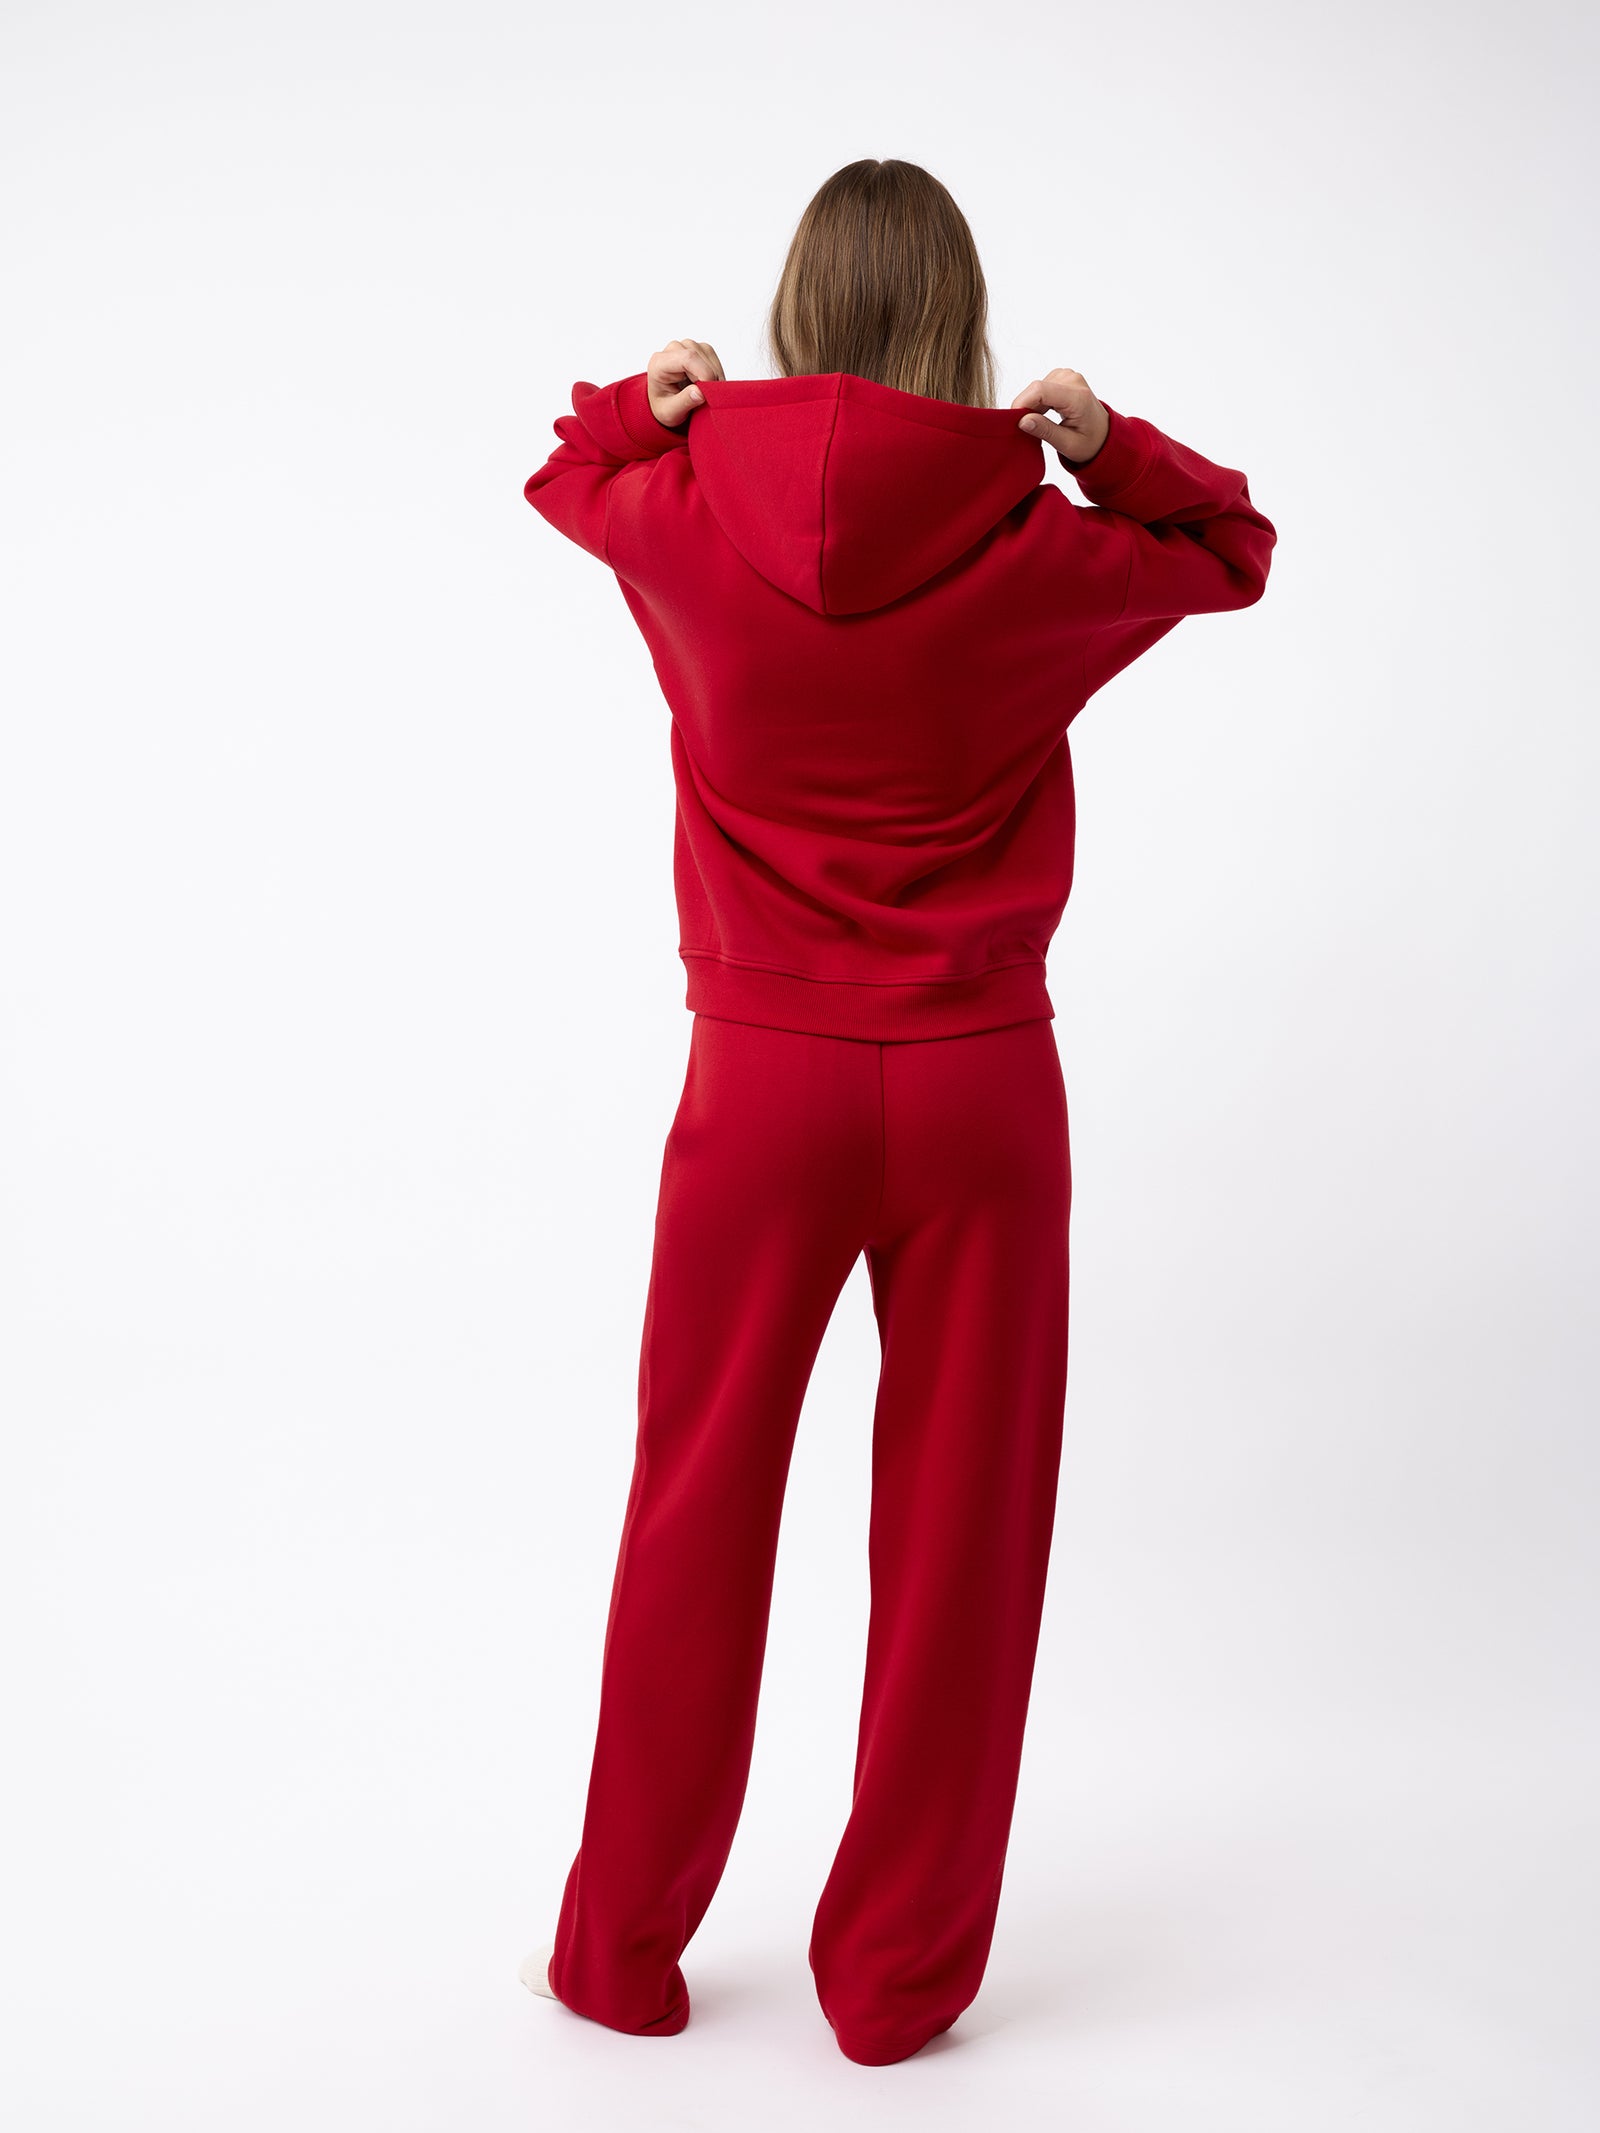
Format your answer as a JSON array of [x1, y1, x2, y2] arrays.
[[685, 372, 1046, 616]]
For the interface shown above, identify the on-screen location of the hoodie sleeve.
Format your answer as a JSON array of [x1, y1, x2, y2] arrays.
[[523, 371, 689, 568], [1056, 403, 1277, 700]]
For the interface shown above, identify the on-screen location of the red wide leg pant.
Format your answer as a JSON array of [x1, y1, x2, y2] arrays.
[[548, 1010, 1072, 2066]]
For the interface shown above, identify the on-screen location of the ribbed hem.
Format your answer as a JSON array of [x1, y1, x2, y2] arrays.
[[681, 952, 1054, 1041]]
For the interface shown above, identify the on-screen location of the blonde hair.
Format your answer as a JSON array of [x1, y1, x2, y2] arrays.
[[764, 160, 999, 409]]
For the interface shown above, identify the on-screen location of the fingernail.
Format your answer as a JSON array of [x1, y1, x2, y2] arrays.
[[687, 385, 704, 402]]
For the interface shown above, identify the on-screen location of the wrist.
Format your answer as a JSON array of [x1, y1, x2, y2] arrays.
[[1060, 409, 1112, 471], [616, 370, 690, 455], [1058, 403, 1149, 497]]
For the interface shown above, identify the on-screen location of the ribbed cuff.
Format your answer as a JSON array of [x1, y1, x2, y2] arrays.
[[564, 373, 689, 461], [1058, 403, 1151, 501], [615, 370, 692, 455]]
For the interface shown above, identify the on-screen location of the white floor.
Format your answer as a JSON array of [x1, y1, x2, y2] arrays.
[[5, 1264, 1596, 2131], [6, 1719, 1593, 2131]]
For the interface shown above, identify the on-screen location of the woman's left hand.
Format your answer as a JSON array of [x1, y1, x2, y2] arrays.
[[647, 339, 725, 428]]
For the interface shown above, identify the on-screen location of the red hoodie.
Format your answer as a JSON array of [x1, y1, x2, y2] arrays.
[[524, 369, 1276, 1041]]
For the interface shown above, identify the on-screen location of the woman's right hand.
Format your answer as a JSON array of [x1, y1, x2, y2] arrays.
[[1012, 368, 1110, 464], [647, 340, 726, 428]]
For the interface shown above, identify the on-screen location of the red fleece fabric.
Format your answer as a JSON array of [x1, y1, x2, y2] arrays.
[[544, 1011, 1072, 2064], [524, 369, 1276, 1040]]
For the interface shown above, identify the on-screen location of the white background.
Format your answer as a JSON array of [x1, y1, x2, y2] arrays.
[[3, 1, 1596, 2126]]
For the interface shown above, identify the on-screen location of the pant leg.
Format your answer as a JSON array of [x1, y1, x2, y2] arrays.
[[550, 1013, 879, 2036], [809, 1018, 1072, 2066]]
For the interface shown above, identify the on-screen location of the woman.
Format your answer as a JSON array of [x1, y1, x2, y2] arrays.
[[518, 158, 1276, 2067]]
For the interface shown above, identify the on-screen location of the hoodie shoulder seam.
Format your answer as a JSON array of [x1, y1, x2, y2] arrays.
[[1078, 513, 1136, 697]]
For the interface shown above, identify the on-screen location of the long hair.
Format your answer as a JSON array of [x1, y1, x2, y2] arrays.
[[763, 160, 999, 410]]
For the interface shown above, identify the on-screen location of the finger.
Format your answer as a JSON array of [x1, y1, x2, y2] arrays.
[[645, 353, 706, 428], [1012, 369, 1090, 417], [653, 379, 706, 424], [1017, 408, 1068, 443], [669, 339, 720, 382], [675, 339, 725, 383], [653, 340, 721, 390]]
